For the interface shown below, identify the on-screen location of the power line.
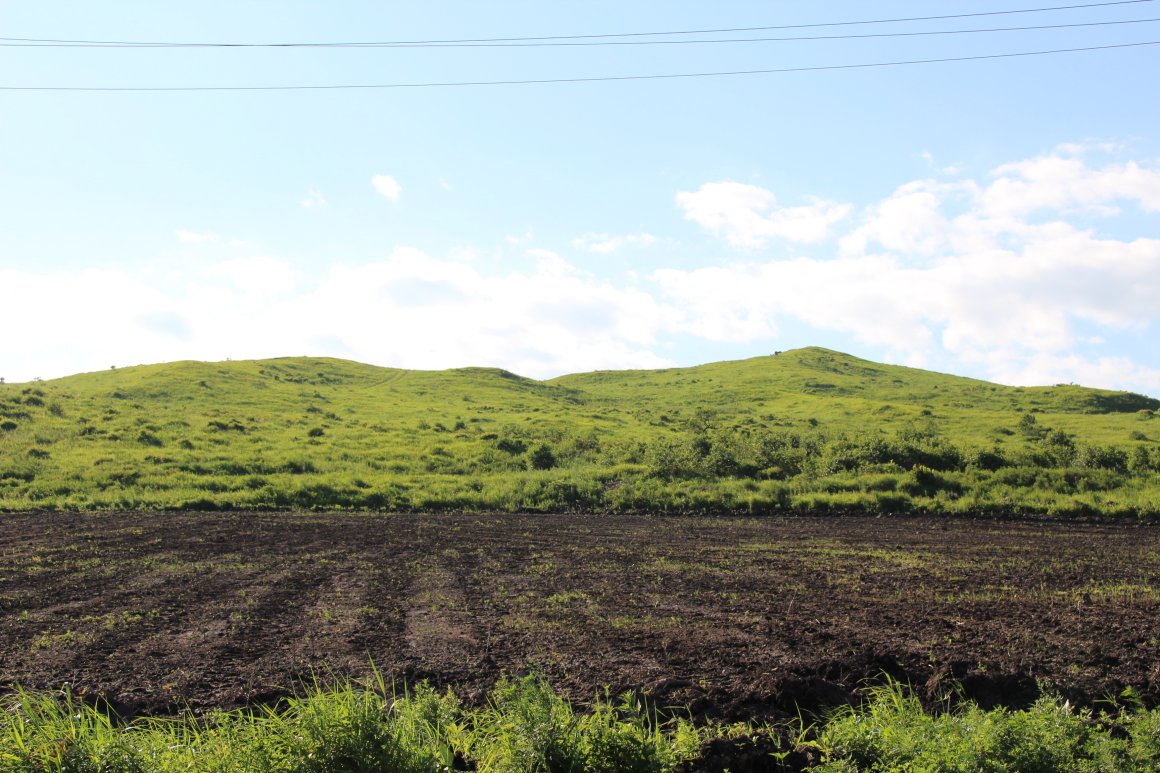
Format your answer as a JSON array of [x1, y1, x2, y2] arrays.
[[5, 17, 1159, 49], [251, 17, 1160, 48], [1, 0, 1153, 48], [3, 40, 1157, 91]]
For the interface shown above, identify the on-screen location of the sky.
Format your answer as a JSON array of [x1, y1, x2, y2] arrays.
[[2, 1, 1159, 395]]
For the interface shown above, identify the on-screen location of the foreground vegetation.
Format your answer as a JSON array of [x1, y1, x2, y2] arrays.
[[815, 683, 1160, 772], [2, 675, 1158, 772], [1, 347, 1158, 516]]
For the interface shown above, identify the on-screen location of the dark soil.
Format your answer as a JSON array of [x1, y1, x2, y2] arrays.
[[0, 512, 1157, 725]]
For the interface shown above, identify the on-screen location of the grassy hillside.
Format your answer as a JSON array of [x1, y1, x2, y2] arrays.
[[1, 348, 1157, 515]]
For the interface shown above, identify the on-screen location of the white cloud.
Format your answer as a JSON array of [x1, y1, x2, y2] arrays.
[[654, 228, 1160, 390], [677, 181, 851, 246], [840, 180, 956, 256], [653, 255, 933, 350], [505, 227, 534, 246], [176, 230, 219, 245], [202, 255, 303, 298], [0, 249, 678, 382], [284, 248, 677, 377], [526, 247, 560, 261], [372, 175, 402, 202], [658, 151, 1160, 393], [0, 267, 198, 378], [301, 188, 326, 208], [572, 232, 657, 254], [920, 150, 963, 176], [985, 352, 1160, 393], [982, 155, 1160, 218]]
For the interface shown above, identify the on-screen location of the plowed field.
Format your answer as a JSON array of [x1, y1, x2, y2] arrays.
[[1, 512, 1157, 721]]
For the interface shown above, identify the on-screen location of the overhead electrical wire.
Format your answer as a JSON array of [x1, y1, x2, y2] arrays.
[[1, 0, 1154, 48], [4, 0, 1155, 92], [3, 40, 1157, 91], [3, 17, 1159, 49]]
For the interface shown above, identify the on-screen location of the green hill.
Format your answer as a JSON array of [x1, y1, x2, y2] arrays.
[[1, 348, 1157, 516]]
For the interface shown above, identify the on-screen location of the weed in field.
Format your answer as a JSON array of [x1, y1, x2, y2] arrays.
[[814, 678, 1160, 772], [1, 674, 1158, 771], [30, 629, 93, 651], [0, 673, 718, 772], [465, 673, 701, 773]]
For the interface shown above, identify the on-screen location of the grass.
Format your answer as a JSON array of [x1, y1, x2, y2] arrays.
[[2, 675, 1157, 772], [1, 347, 1158, 516], [0, 674, 707, 773], [815, 679, 1160, 772]]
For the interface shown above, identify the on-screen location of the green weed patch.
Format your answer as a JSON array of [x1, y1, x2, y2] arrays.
[[2, 676, 1157, 771]]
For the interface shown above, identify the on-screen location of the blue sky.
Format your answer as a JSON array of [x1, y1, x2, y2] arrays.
[[2, 1, 1159, 395]]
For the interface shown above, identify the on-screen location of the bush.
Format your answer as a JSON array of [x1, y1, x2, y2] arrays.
[[137, 430, 164, 447], [280, 459, 318, 475], [900, 465, 962, 498], [645, 438, 698, 480], [497, 438, 528, 455], [1130, 446, 1158, 474], [823, 436, 963, 475], [527, 443, 557, 471], [1079, 445, 1129, 474], [1018, 412, 1045, 439], [970, 447, 1008, 471], [1041, 429, 1078, 466]]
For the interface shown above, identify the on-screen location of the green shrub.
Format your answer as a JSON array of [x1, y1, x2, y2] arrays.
[[901, 466, 962, 497], [645, 438, 697, 480], [527, 444, 557, 471], [1079, 445, 1129, 473], [498, 438, 528, 455], [970, 447, 1007, 471], [1130, 446, 1158, 474], [137, 430, 164, 447], [1018, 412, 1045, 439]]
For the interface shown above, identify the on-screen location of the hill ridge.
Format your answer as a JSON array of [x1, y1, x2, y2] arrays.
[[17, 347, 1159, 412], [2, 347, 1157, 515]]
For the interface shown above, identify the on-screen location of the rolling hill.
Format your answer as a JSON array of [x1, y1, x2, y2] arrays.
[[1, 348, 1157, 515]]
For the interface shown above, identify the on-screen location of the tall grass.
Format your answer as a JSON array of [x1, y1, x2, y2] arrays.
[[464, 675, 702, 772], [3, 675, 1159, 771], [0, 675, 704, 773], [815, 679, 1160, 772]]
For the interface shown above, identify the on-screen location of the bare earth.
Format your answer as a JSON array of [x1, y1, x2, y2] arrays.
[[0, 511, 1157, 722]]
